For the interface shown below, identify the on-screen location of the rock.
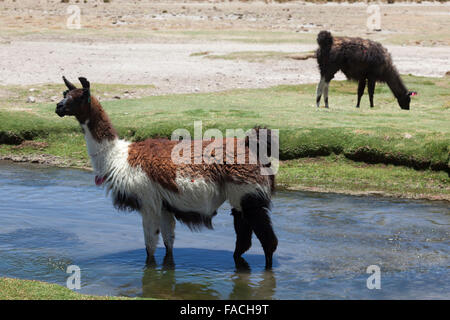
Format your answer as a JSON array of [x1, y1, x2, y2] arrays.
[[50, 96, 58, 102], [27, 96, 36, 103], [113, 96, 121, 99], [29, 88, 36, 92]]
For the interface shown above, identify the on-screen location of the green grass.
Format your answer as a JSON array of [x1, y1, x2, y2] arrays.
[[0, 75, 449, 199], [279, 155, 449, 201], [0, 277, 135, 300]]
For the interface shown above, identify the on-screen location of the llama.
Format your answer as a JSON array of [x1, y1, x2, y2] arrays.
[[315, 30, 416, 109], [55, 76, 278, 269]]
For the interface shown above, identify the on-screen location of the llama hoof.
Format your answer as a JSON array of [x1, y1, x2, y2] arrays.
[[234, 256, 251, 272], [162, 253, 175, 270], [145, 255, 157, 267], [355, 105, 360, 108]]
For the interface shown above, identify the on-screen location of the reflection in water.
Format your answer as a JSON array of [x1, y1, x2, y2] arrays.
[[140, 264, 276, 300], [142, 266, 221, 300], [229, 271, 276, 300], [0, 161, 449, 299]]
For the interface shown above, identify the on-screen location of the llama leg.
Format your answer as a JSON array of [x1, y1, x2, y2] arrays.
[[240, 194, 278, 270], [323, 81, 330, 108], [161, 208, 176, 268], [141, 210, 161, 265], [231, 208, 253, 270], [356, 79, 366, 108], [368, 79, 375, 108], [316, 77, 325, 107]]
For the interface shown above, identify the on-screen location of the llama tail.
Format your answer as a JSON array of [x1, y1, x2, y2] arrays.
[[245, 126, 273, 161], [246, 126, 277, 192], [317, 30, 333, 54]]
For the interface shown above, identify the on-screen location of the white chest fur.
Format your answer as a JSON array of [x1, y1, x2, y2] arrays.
[[81, 123, 228, 217]]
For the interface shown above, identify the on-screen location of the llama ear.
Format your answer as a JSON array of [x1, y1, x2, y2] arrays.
[[408, 91, 417, 97], [63, 76, 76, 90], [79, 77, 90, 90], [79, 77, 90, 98]]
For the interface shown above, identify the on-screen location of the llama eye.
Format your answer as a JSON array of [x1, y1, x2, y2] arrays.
[[63, 90, 69, 97]]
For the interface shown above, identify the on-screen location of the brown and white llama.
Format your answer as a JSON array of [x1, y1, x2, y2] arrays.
[[315, 30, 417, 109], [55, 76, 278, 269]]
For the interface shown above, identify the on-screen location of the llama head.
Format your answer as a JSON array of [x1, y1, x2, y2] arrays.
[[55, 76, 91, 121], [397, 91, 417, 110]]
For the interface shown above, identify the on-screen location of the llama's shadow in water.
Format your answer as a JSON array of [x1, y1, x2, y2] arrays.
[[88, 246, 279, 271], [153, 247, 278, 271]]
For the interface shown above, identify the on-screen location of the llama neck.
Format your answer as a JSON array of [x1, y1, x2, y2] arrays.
[[79, 95, 118, 142], [385, 67, 408, 99], [79, 96, 121, 174]]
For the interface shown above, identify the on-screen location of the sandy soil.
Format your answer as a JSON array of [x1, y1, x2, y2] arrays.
[[1, 1, 449, 40], [0, 1, 449, 94], [0, 41, 449, 94]]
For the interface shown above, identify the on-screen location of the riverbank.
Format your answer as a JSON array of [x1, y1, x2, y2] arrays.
[[0, 155, 448, 201]]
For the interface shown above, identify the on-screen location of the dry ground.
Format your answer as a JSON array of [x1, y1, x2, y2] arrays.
[[0, 1, 449, 94]]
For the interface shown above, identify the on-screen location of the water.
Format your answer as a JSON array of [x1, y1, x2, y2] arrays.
[[0, 161, 448, 299]]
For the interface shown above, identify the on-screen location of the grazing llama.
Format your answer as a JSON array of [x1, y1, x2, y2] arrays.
[[55, 77, 278, 269], [315, 30, 417, 109]]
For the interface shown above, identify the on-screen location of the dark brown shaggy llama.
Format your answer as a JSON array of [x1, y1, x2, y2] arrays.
[[315, 30, 416, 110]]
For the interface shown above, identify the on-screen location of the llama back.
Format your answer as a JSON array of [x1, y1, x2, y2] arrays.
[[341, 37, 392, 79], [127, 134, 274, 191]]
